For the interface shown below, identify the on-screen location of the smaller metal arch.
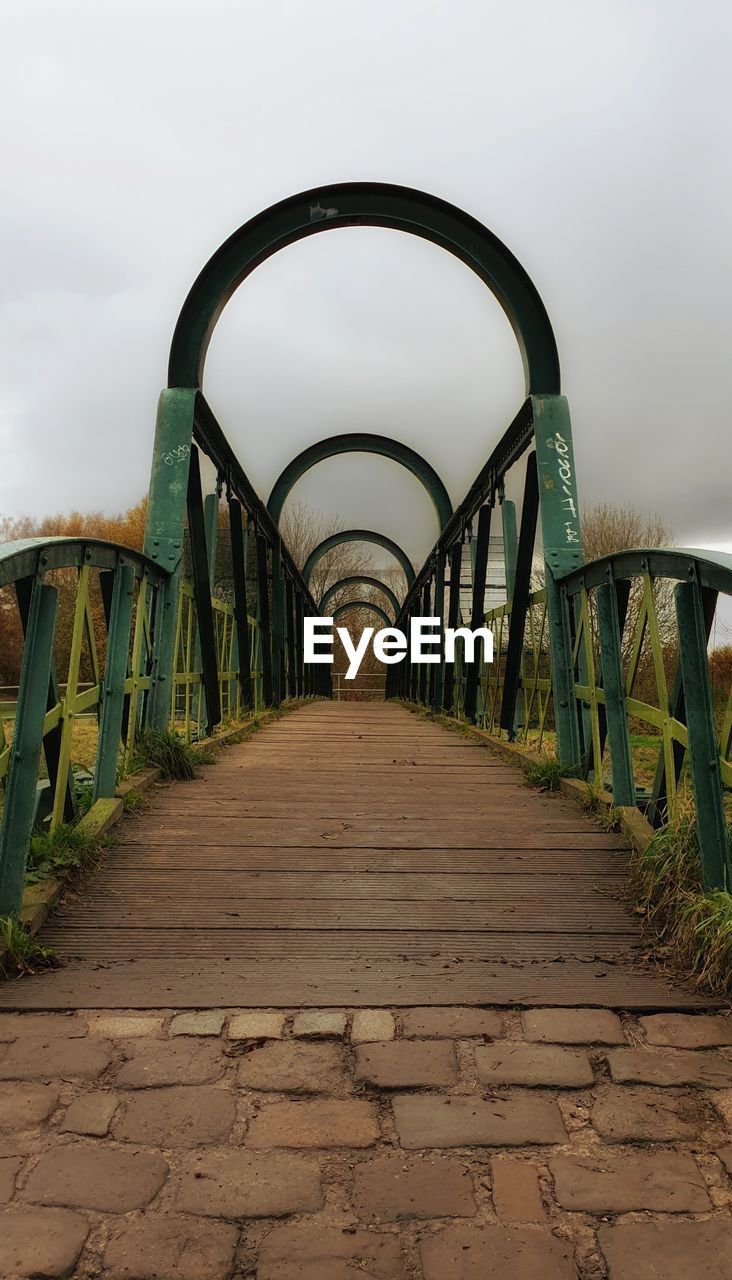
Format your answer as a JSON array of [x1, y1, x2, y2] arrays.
[[332, 600, 393, 629], [268, 433, 453, 531], [303, 529, 416, 589], [319, 575, 399, 618]]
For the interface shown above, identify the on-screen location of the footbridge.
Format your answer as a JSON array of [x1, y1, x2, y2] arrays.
[[0, 183, 730, 1011]]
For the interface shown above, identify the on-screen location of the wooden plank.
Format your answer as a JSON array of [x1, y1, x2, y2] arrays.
[[1, 699, 709, 1011]]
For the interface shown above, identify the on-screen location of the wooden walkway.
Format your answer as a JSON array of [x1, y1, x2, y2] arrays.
[[0, 702, 709, 1009]]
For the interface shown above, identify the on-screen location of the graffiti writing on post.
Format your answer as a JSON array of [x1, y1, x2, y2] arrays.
[[547, 432, 580, 544]]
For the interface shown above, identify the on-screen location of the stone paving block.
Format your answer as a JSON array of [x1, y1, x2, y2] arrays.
[[521, 1008, 625, 1045], [236, 1040, 348, 1093], [0, 1014, 87, 1042], [228, 1011, 286, 1040], [351, 1010, 395, 1044], [90, 1015, 164, 1038], [598, 1219, 732, 1279], [640, 1012, 732, 1048], [60, 1091, 119, 1136], [420, 1224, 576, 1280], [102, 1214, 239, 1280], [176, 1149, 323, 1217], [712, 1090, 732, 1130], [292, 1010, 347, 1038], [169, 1011, 226, 1037], [248, 1099, 379, 1148], [0, 1036, 112, 1082], [115, 1038, 224, 1088], [24, 1144, 168, 1212], [475, 1042, 594, 1088], [393, 1094, 566, 1148], [592, 1085, 706, 1143], [608, 1047, 732, 1087], [113, 1086, 235, 1148], [491, 1159, 546, 1221], [0, 1083, 58, 1131], [0, 1156, 23, 1203], [0, 1208, 89, 1279], [256, 1223, 405, 1279], [549, 1151, 710, 1213], [352, 1152, 476, 1220], [354, 1040, 458, 1087], [401, 1007, 503, 1038]]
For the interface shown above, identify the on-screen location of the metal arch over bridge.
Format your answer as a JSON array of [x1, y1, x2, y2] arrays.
[[267, 432, 453, 532], [0, 180, 730, 1007], [332, 599, 394, 630], [320, 575, 400, 619], [303, 529, 416, 589], [168, 182, 561, 394]]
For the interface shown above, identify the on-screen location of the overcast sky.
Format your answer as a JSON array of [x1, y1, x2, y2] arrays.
[[1, 1, 730, 589]]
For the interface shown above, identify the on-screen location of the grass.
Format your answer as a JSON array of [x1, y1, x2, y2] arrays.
[[630, 812, 732, 993], [25, 822, 111, 885], [122, 789, 147, 815], [523, 757, 579, 793], [0, 917, 55, 977], [131, 729, 202, 781]]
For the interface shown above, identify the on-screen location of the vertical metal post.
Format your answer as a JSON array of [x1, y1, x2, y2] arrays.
[[442, 542, 463, 714], [0, 583, 58, 916], [430, 549, 446, 712], [186, 447, 221, 734], [14, 577, 75, 823], [417, 579, 431, 705], [93, 562, 135, 801], [675, 580, 730, 891], [285, 578, 296, 700], [500, 455, 539, 734], [144, 388, 196, 730], [596, 578, 635, 806], [463, 503, 492, 724], [501, 497, 518, 604], [256, 533, 274, 706], [533, 395, 585, 769], [228, 497, 253, 712], [270, 536, 284, 706]]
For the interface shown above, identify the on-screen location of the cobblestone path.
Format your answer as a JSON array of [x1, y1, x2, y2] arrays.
[[1, 1004, 732, 1278]]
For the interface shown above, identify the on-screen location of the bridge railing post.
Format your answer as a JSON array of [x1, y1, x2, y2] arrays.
[[144, 388, 196, 732], [532, 395, 585, 771]]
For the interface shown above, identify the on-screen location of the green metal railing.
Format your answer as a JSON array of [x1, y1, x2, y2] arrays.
[[398, 539, 732, 893]]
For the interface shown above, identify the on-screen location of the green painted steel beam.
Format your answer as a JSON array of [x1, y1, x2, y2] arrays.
[[675, 580, 731, 892], [168, 183, 560, 396], [303, 530, 416, 589], [0, 582, 58, 916], [596, 579, 635, 807], [268, 433, 452, 532], [93, 563, 135, 802]]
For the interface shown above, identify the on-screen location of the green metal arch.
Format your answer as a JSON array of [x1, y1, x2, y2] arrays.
[[320, 575, 400, 618], [332, 600, 392, 629], [168, 182, 560, 395], [268, 433, 452, 531], [302, 529, 416, 589]]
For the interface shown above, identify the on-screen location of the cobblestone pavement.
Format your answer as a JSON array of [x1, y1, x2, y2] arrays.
[[0, 1005, 731, 1278]]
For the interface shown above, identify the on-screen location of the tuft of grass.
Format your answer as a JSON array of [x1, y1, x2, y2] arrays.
[[630, 813, 732, 993], [0, 917, 56, 977], [122, 789, 147, 815], [25, 823, 109, 885], [132, 730, 199, 781], [523, 757, 565, 792]]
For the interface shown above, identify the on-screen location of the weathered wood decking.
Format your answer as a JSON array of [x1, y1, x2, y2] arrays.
[[0, 702, 708, 1008]]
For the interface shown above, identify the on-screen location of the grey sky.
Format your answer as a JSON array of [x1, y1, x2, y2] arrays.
[[1, 1, 731, 580]]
